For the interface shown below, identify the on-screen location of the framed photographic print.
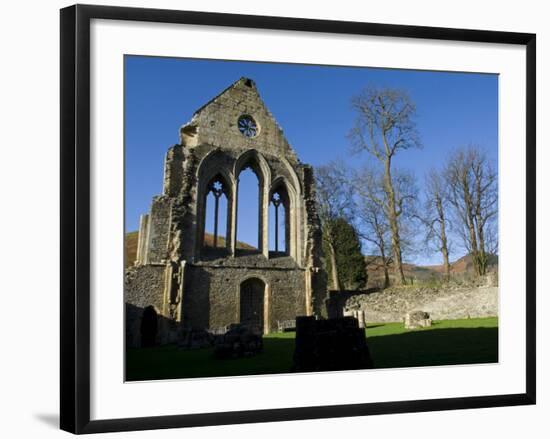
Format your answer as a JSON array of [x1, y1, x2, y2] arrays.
[[60, 4, 536, 434]]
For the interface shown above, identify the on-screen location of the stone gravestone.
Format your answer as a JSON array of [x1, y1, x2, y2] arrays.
[[343, 309, 366, 328], [177, 328, 213, 349], [213, 323, 263, 359], [292, 316, 373, 372], [404, 311, 432, 329]]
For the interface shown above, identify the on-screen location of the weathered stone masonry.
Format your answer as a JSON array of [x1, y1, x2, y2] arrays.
[[126, 78, 328, 347]]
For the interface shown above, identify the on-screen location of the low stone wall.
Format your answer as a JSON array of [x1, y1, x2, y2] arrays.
[[342, 285, 498, 323]]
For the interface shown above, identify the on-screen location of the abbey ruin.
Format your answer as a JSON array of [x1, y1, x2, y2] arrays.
[[125, 77, 328, 348]]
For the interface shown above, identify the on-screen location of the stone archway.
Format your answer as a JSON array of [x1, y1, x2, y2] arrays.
[[239, 278, 266, 334], [140, 305, 158, 347]]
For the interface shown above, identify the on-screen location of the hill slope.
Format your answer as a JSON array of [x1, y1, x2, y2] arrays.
[[125, 231, 255, 267], [365, 253, 498, 287]]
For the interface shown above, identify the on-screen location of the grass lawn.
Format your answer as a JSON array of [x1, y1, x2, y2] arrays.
[[126, 317, 498, 381]]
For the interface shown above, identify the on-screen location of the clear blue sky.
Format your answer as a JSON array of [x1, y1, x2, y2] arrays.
[[125, 55, 498, 264]]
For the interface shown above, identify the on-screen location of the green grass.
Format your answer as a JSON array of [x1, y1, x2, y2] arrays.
[[365, 317, 498, 368], [126, 317, 498, 381]]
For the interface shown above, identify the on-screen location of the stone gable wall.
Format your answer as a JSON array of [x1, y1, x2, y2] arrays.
[[125, 77, 328, 346], [181, 78, 298, 162]]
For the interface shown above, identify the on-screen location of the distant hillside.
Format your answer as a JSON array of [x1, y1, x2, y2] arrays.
[[365, 253, 498, 287], [125, 231, 139, 268], [125, 231, 255, 267], [424, 253, 499, 275]]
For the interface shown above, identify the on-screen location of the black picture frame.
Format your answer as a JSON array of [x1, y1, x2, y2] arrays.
[[60, 4, 536, 434]]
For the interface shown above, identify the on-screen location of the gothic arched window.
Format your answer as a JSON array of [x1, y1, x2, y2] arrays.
[[269, 185, 290, 256], [204, 176, 229, 250], [236, 166, 261, 252]]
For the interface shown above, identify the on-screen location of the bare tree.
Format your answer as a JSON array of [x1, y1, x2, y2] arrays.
[[354, 165, 418, 288], [354, 167, 391, 288], [444, 146, 498, 276], [315, 161, 353, 290], [349, 86, 422, 285], [422, 169, 452, 281], [391, 168, 420, 260]]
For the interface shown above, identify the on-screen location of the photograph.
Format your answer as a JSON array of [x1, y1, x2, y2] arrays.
[[124, 56, 499, 382], [0, 0, 542, 435]]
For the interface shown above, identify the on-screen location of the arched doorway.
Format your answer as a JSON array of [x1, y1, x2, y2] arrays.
[[140, 305, 158, 347], [239, 278, 266, 334]]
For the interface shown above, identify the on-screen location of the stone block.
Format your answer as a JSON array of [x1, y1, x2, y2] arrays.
[[404, 311, 432, 329], [292, 316, 373, 372]]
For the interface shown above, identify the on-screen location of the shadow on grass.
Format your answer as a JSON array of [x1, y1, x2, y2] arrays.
[[367, 327, 498, 369], [126, 326, 498, 381], [126, 336, 296, 381]]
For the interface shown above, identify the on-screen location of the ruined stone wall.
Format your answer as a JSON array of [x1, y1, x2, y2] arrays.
[[302, 165, 328, 316], [162, 144, 185, 197], [165, 147, 198, 262], [147, 196, 172, 263], [181, 78, 298, 162], [341, 286, 498, 323], [125, 265, 167, 347], [125, 77, 330, 346], [125, 265, 166, 312], [184, 263, 306, 332]]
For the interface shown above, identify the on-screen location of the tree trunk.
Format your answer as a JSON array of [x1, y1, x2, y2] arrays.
[[442, 243, 451, 282], [475, 215, 488, 276], [462, 183, 482, 276], [377, 244, 390, 289], [468, 220, 481, 276], [384, 159, 406, 285], [382, 263, 390, 289], [327, 240, 341, 291], [474, 245, 487, 276], [436, 197, 451, 282]]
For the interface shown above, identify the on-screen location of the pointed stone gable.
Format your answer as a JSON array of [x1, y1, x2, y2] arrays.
[[125, 76, 329, 347], [179, 77, 298, 163]]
